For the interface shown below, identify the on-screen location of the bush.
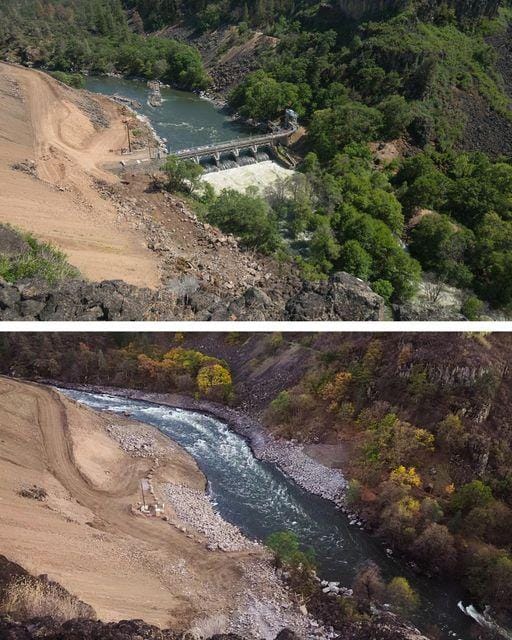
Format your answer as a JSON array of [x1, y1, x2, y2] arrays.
[[206, 189, 282, 254], [162, 157, 204, 194], [266, 530, 315, 570], [1, 577, 95, 623], [385, 577, 419, 615], [353, 561, 385, 610], [371, 279, 393, 302], [50, 71, 86, 89], [0, 225, 80, 285], [268, 391, 292, 423], [461, 295, 484, 320], [196, 363, 233, 401], [451, 480, 493, 515]]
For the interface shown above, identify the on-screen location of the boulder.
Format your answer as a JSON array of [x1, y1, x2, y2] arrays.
[[0, 224, 31, 257], [274, 630, 302, 640], [285, 272, 386, 321]]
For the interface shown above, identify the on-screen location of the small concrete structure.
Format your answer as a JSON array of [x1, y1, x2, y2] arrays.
[[139, 478, 165, 517]]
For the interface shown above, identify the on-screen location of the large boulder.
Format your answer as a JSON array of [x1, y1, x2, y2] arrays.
[[285, 272, 386, 321], [0, 272, 386, 321], [208, 287, 277, 321], [0, 224, 31, 258], [0, 279, 175, 321]]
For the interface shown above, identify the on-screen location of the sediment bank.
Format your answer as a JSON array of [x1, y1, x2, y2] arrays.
[[51, 382, 348, 507]]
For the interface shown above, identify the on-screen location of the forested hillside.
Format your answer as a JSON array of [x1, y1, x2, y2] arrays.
[[0, 0, 208, 89], [1, 331, 512, 623], [2, 0, 512, 315], [130, 0, 512, 314]]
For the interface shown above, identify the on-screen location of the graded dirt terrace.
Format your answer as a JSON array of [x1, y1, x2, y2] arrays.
[[0, 63, 160, 287], [0, 377, 276, 631]]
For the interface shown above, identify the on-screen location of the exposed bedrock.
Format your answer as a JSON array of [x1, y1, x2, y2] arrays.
[[0, 271, 386, 321]]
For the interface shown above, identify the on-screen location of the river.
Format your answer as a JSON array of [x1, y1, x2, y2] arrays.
[[85, 76, 250, 153], [59, 388, 481, 640]]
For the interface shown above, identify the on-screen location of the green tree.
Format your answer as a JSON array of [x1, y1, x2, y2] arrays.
[[338, 240, 372, 280], [163, 156, 204, 194], [206, 189, 282, 254], [229, 70, 303, 121], [309, 103, 383, 162], [451, 480, 493, 515], [386, 577, 420, 615]]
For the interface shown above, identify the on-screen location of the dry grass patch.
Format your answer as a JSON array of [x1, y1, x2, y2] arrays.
[[1, 577, 95, 622]]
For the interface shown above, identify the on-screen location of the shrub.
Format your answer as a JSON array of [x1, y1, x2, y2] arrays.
[[352, 561, 385, 610], [50, 71, 85, 89], [346, 479, 362, 505], [461, 295, 484, 320], [0, 225, 80, 285], [385, 577, 419, 615], [389, 466, 421, 488], [1, 577, 95, 622], [266, 530, 315, 570], [412, 523, 457, 572], [206, 189, 282, 255], [372, 279, 393, 302], [196, 364, 233, 401], [162, 157, 204, 194], [451, 480, 493, 515]]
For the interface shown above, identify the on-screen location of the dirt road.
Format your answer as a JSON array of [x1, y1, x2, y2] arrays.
[[0, 63, 160, 287], [0, 378, 269, 630]]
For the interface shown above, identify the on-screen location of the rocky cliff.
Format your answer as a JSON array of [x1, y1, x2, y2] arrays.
[[0, 272, 386, 321]]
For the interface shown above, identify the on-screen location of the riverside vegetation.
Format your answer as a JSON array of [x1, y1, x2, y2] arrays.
[[2, 0, 512, 315], [155, 0, 512, 314], [2, 331, 512, 634]]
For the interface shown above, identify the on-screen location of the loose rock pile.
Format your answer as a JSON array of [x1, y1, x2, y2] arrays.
[[162, 483, 255, 552], [252, 438, 347, 506], [227, 560, 331, 640], [105, 423, 168, 458]]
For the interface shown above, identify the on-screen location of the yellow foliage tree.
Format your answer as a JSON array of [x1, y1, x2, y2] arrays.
[[390, 466, 422, 488], [321, 371, 353, 412], [196, 364, 233, 400]]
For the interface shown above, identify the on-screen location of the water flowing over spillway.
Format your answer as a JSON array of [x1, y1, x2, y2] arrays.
[[62, 389, 480, 640]]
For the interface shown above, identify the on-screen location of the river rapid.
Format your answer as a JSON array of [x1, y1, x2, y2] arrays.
[[85, 76, 250, 153], [60, 388, 480, 640]]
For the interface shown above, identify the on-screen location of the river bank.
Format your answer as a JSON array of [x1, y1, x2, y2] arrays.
[[52, 382, 445, 640], [51, 382, 349, 508], [0, 376, 325, 640]]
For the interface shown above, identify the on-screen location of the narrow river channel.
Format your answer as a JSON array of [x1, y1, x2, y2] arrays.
[[60, 389, 481, 640], [85, 76, 250, 152]]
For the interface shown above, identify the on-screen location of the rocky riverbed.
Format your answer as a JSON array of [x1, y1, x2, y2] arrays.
[[55, 383, 350, 507], [162, 482, 256, 552]]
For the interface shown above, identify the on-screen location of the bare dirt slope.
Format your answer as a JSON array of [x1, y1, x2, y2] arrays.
[[0, 63, 160, 287], [0, 377, 269, 630]]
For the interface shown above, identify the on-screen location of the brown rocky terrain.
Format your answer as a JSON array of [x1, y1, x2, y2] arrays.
[[0, 62, 161, 288], [0, 377, 312, 637], [159, 24, 277, 98]]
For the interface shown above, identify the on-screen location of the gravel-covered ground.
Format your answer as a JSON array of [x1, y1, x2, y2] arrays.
[[162, 482, 256, 552]]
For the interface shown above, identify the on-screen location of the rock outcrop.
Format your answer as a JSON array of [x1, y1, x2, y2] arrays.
[[284, 273, 386, 321], [0, 272, 386, 321]]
